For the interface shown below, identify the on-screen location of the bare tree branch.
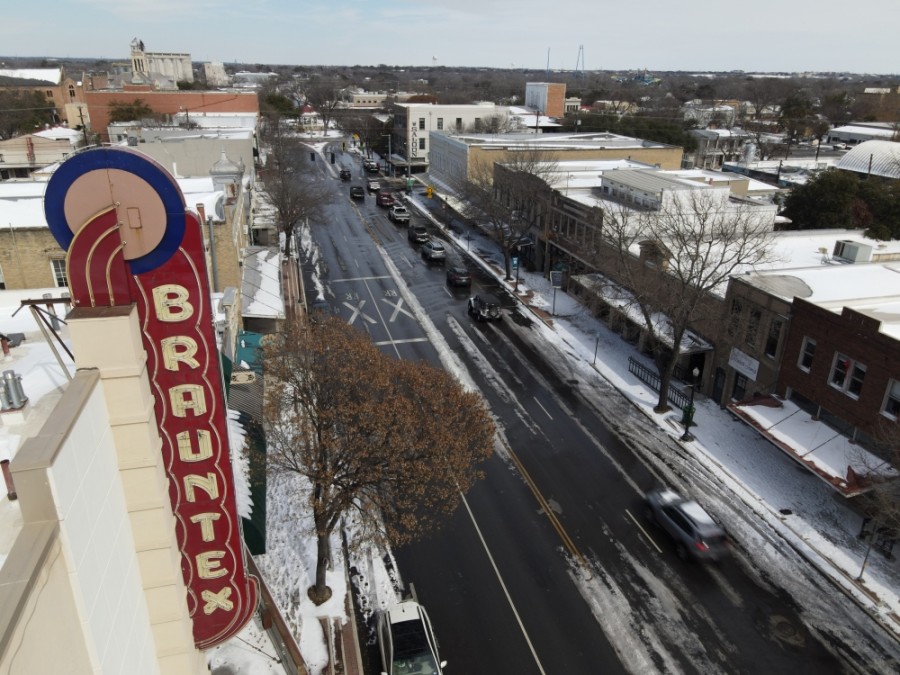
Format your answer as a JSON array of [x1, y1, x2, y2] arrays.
[[593, 189, 778, 411]]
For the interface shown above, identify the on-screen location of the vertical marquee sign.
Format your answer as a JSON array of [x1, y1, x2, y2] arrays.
[[44, 147, 258, 649]]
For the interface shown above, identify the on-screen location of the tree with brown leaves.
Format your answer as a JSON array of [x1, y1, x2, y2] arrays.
[[262, 315, 495, 604]]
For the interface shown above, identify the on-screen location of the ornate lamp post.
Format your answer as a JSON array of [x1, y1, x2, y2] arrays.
[[680, 367, 700, 441]]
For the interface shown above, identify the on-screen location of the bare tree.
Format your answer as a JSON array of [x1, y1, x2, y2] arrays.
[[457, 146, 558, 281], [259, 114, 330, 259], [300, 80, 345, 137], [592, 191, 778, 413], [850, 418, 900, 580], [466, 113, 518, 134], [332, 109, 390, 157], [262, 315, 495, 604]]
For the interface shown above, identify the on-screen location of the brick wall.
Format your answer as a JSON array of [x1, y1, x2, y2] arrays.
[[85, 89, 259, 141], [780, 297, 900, 437], [0, 228, 65, 290]]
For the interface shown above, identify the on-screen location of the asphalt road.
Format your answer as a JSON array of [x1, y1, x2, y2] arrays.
[[296, 140, 895, 674]]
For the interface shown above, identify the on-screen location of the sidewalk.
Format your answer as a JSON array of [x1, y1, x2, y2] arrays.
[[405, 175, 900, 641]]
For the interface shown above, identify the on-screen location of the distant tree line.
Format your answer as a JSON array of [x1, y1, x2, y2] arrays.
[[784, 169, 900, 240]]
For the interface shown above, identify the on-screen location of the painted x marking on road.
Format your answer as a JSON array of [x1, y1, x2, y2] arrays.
[[343, 300, 377, 325], [382, 297, 415, 322]]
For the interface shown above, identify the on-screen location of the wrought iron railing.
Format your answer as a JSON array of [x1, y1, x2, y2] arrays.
[[628, 357, 690, 409]]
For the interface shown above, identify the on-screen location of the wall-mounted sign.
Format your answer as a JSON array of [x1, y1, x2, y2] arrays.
[[44, 147, 258, 649], [728, 347, 760, 381]]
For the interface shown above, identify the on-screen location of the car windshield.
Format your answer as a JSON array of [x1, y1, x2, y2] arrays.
[[392, 619, 440, 674], [429, 242, 444, 250]]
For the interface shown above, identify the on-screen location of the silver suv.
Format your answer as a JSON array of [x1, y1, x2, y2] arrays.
[[644, 488, 729, 561], [421, 239, 446, 263]]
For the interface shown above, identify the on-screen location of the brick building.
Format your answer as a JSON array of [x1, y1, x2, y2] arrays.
[[780, 296, 900, 447], [0, 67, 87, 127], [84, 88, 259, 142], [525, 82, 566, 117]]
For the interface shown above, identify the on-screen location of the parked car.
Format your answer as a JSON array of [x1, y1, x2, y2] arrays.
[[367, 179, 382, 193], [377, 601, 446, 675], [421, 239, 446, 264], [446, 265, 471, 287], [407, 224, 429, 244], [388, 205, 410, 224], [350, 186, 365, 200], [339, 168, 352, 181], [467, 294, 502, 321], [832, 142, 848, 150], [376, 192, 395, 208], [644, 488, 729, 562]]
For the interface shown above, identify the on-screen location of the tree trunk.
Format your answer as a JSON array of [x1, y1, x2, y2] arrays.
[[309, 519, 333, 605], [654, 352, 677, 413]]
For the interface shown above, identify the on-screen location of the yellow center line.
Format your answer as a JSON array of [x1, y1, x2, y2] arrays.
[[625, 508, 662, 553], [499, 436, 589, 572]]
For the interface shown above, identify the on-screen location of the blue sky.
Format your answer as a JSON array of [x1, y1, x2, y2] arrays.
[[2, 0, 898, 74]]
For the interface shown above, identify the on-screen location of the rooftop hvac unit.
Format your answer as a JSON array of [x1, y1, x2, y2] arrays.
[[832, 240, 873, 263]]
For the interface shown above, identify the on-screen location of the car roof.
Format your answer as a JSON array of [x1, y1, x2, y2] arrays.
[[679, 500, 716, 526], [386, 600, 426, 624]]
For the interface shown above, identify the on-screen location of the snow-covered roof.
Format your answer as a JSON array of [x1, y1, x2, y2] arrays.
[[240, 246, 284, 319], [691, 128, 752, 139], [836, 140, 900, 179], [0, 176, 222, 230], [0, 68, 61, 84], [738, 231, 900, 338], [830, 124, 898, 139], [453, 131, 672, 152], [33, 127, 81, 143]]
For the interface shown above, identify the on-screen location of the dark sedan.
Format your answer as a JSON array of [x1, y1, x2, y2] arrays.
[[446, 266, 471, 287]]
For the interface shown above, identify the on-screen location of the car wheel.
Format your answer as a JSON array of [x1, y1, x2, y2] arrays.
[[676, 543, 689, 561]]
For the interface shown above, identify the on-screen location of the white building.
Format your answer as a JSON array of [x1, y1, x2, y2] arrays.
[[389, 102, 511, 174], [130, 38, 193, 87], [204, 62, 230, 87]]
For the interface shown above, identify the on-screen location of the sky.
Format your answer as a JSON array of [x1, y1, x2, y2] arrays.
[[1, 0, 898, 74]]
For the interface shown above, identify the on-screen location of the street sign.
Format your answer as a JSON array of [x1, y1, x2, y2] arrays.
[[550, 270, 564, 288]]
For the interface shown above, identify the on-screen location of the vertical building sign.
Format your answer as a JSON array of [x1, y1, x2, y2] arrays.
[[44, 148, 258, 649]]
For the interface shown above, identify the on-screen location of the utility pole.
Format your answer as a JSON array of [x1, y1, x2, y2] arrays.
[[78, 108, 90, 147]]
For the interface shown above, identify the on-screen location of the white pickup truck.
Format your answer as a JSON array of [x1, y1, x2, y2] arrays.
[[388, 205, 410, 224]]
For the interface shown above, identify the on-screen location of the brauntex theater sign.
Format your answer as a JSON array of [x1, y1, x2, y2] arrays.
[[44, 147, 258, 649]]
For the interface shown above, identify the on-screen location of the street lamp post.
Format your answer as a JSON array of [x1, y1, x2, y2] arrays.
[[381, 134, 392, 177], [680, 367, 700, 441]]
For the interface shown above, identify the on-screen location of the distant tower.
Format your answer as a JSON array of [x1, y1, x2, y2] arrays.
[[575, 45, 585, 79], [130, 37, 148, 82]]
